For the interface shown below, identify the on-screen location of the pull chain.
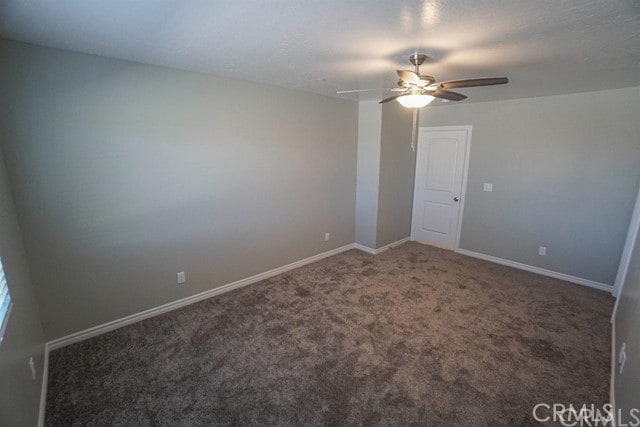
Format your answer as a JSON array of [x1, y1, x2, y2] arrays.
[[411, 108, 418, 152], [411, 52, 420, 152]]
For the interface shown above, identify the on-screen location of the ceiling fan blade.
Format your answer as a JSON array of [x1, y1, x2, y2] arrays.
[[397, 70, 421, 85], [336, 88, 377, 94], [379, 94, 405, 104], [430, 89, 467, 101], [435, 77, 508, 89], [390, 87, 409, 92]]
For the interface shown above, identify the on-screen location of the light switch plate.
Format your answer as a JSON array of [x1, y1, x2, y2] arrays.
[[483, 183, 493, 192], [177, 271, 186, 284]]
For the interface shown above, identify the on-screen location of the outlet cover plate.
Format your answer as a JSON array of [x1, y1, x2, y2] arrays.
[[619, 343, 627, 374]]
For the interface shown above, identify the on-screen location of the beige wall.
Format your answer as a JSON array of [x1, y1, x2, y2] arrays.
[[0, 39, 358, 340], [1, 36, 638, 422], [376, 103, 414, 247], [355, 101, 382, 249], [355, 101, 415, 249], [421, 88, 640, 285], [0, 147, 46, 425]]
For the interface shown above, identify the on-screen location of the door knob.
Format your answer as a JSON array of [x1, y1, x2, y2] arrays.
[[453, 196, 460, 202]]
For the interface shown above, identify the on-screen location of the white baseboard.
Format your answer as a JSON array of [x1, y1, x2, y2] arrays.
[[354, 237, 410, 255], [376, 237, 410, 254], [47, 243, 355, 351], [38, 243, 356, 424], [34, 240, 610, 424], [38, 343, 49, 427], [455, 248, 613, 293], [353, 243, 376, 254]]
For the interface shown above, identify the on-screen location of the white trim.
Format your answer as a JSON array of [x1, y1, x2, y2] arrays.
[[454, 127, 472, 251], [354, 237, 410, 255], [33, 238, 607, 424], [411, 125, 472, 251], [353, 244, 376, 255], [38, 243, 356, 423], [610, 319, 616, 427], [375, 237, 410, 254], [38, 343, 49, 427], [455, 248, 613, 292], [47, 244, 355, 351], [612, 184, 640, 306]]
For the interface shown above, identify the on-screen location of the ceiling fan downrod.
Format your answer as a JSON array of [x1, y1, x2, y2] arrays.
[[409, 53, 427, 74]]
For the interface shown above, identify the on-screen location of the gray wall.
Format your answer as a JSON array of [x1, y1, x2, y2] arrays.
[[0, 148, 46, 425], [355, 101, 415, 249], [421, 88, 640, 285], [376, 103, 415, 248], [355, 101, 382, 249], [0, 39, 358, 340], [614, 199, 640, 421]]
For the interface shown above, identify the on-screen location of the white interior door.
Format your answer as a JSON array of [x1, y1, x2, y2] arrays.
[[411, 127, 471, 249]]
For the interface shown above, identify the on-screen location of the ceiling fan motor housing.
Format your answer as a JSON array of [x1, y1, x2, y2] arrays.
[[409, 54, 428, 66]]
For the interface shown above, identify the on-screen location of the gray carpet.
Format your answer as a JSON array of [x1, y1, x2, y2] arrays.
[[46, 243, 613, 426]]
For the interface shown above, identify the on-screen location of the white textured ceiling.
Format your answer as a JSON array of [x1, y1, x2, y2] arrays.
[[0, 1, 639, 103]]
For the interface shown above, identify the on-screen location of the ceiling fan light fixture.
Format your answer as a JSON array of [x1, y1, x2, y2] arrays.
[[396, 93, 434, 108]]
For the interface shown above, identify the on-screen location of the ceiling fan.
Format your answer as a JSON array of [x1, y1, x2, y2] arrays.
[[338, 53, 508, 108]]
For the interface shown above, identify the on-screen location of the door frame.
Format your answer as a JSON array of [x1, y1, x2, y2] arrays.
[[410, 125, 472, 250], [612, 183, 640, 307]]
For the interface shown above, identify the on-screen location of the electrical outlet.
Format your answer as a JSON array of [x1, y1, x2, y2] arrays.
[[619, 343, 627, 374], [483, 183, 493, 192], [538, 246, 547, 256], [29, 357, 36, 381], [177, 271, 186, 285], [324, 232, 331, 241]]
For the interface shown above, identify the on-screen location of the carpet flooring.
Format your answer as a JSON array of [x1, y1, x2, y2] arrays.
[[46, 243, 614, 426]]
